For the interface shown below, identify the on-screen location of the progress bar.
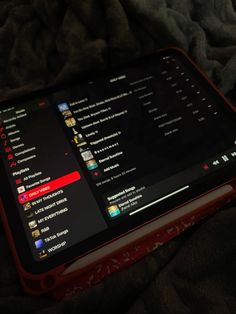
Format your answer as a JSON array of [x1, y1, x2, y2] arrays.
[[129, 185, 190, 216]]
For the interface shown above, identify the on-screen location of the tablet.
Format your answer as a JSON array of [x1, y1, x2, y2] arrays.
[[0, 47, 236, 294]]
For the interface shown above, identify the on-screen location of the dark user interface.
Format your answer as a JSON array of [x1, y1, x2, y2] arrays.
[[0, 52, 236, 262]]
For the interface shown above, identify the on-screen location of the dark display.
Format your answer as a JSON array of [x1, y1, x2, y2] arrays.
[[0, 49, 236, 271]]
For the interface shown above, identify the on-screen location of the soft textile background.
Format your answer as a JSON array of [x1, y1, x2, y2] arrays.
[[0, 1, 236, 313]]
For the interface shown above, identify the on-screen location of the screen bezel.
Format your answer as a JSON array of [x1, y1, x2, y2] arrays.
[[0, 47, 236, 274]]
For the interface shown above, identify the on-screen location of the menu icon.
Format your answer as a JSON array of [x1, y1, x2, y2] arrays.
[[9, 161, 17, 168], [0, 133, 7, 140], [7, 154, 14, 160], [212, 160, 220, 166], [15, 178, 22, 185], [3, 140, 8, 147], [222, 155, 229, 162], [5, 147, 12, 153]]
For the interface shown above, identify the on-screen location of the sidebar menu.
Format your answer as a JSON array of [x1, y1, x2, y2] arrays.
[[0, 100, 107, 261]]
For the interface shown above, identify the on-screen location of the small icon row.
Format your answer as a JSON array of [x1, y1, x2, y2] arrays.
[[202, 149, 236, 171], [0, 123, 17, 168], [212, 151, 236, 166]]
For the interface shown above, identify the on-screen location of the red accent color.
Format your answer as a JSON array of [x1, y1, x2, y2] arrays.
[[1, 133, 7, 140], [15, 179, 22, 185], [7, 154, 14, 160], [5, 147, 12, 153], [202, 163, 209, 170], [18, 171, 81, 204], [38, 102, 47, 108]]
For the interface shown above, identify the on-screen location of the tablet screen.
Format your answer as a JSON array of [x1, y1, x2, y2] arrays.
[[0, 48, 236, 272]]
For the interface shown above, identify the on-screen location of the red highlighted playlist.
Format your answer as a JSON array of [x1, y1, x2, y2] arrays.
[[18, 171, 81, 204]]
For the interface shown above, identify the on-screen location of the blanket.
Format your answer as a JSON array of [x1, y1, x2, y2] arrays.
[[0, 1, 236, 313]]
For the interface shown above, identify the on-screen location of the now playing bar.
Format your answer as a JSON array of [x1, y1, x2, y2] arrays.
[[206, 146, 236, 169]]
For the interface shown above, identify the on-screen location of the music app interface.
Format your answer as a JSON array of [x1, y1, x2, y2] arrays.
[[0, 53, 236, 261]]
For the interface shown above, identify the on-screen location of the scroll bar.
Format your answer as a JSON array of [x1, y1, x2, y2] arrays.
[[129, 185, 190, 216]]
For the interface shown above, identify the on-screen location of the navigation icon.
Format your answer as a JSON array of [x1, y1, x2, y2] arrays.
[[221, 155, 229, 162], [7, 153, 14, 161], [15, 178, 22, 185], [5, 147, 12, 153], [212, 160, 220, 166], [0, 133, 7, 140], [9, 161, 17, 168]]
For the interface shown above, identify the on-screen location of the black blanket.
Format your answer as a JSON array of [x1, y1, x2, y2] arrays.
[[0, 1, 236, 313]]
